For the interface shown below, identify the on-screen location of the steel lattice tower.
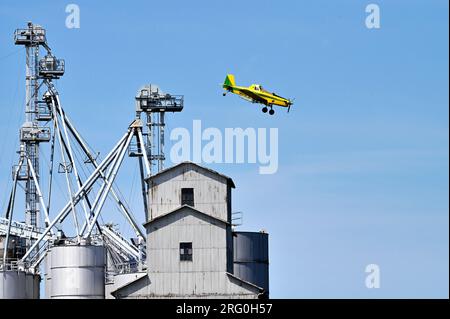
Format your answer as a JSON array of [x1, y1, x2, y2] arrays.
[[17, 22, 45, 228], [135, 85, 183, 174]]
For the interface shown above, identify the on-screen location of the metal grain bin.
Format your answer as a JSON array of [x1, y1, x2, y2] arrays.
[[233, 231, 269, 294], [45, 251, 51, 298], [48, 243, 106, 299], [0, 270, 40, 299]]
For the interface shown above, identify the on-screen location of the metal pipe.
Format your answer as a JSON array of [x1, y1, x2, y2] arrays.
[[2, 158, 23, 265], [50, 97, 81, 239], [20, 131, 128, 262], [46, 120, 56, 215], [137, 128, 151, 176], [62, 113, 145, 240], [79, 135, 125, 236], [136, 129, 150, 222], [51, 118, 101, 233], [84, 129, 135, 237], [26, 157, 51, 228], [44, 82, 101, 234], [55, 94, 91, 223]]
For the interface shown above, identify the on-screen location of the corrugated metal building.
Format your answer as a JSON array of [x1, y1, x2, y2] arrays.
[[110, 162, 269, 299]]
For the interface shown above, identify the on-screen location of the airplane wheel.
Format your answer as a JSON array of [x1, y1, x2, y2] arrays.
[[223, 93, 226, 96], [262, 107, 268, 113], [269, 109, 275, 115]]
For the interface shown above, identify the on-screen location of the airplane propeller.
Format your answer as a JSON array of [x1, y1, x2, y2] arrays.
[[287, 98, 295, 113]]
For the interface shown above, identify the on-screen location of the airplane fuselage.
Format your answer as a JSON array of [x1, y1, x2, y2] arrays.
[[227, 85, 291, 107], [222, 74, 293, 114]]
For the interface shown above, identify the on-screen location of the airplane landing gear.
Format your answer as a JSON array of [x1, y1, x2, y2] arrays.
[[262, 106, 274, 115], [223, 92, 227, 96]]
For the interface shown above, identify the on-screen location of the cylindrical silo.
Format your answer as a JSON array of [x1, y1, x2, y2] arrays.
[[0, 270, 40, 299], [233, 231, 269, 294], [1, 235, 40, 299], [44, 251, 51, 298], [48, 242, 106, 299]]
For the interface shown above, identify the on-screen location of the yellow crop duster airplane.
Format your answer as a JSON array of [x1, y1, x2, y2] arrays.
[[222, 74, 293, 115]]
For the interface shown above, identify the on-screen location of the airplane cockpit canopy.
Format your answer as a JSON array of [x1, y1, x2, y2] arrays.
[[252, 84, 271, 93]]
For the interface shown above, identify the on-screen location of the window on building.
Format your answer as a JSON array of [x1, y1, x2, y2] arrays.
[[180, 242, 193, 261], [181, 188, 194, 206]]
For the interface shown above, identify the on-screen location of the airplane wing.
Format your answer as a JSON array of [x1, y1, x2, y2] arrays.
[[238, 88, 269, 105]]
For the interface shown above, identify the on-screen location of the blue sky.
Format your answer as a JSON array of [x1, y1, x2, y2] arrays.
[[0, 0, 448, 298]]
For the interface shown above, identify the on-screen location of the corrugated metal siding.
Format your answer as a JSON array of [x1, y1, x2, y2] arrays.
[[48, 245, 105, 299], [233, 232, 269, 294], [0, 271, 40, 299], [115, 272, 260, 299], [129, 207, 260, 298], [148, 164, 230, 222], [148, 208, 228, 274], [112, 163, 262, 299]]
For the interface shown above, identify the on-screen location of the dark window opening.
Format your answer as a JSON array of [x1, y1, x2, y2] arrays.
[[181, 188, 194, 206], [180, 242, 193, 261]]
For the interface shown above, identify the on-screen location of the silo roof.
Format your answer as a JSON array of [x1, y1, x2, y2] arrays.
[[145, 161, 236, 188], [143, 204, 230, 228]]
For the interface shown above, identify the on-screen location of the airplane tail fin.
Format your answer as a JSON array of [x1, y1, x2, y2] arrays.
[[223, 74, 236, 88]]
